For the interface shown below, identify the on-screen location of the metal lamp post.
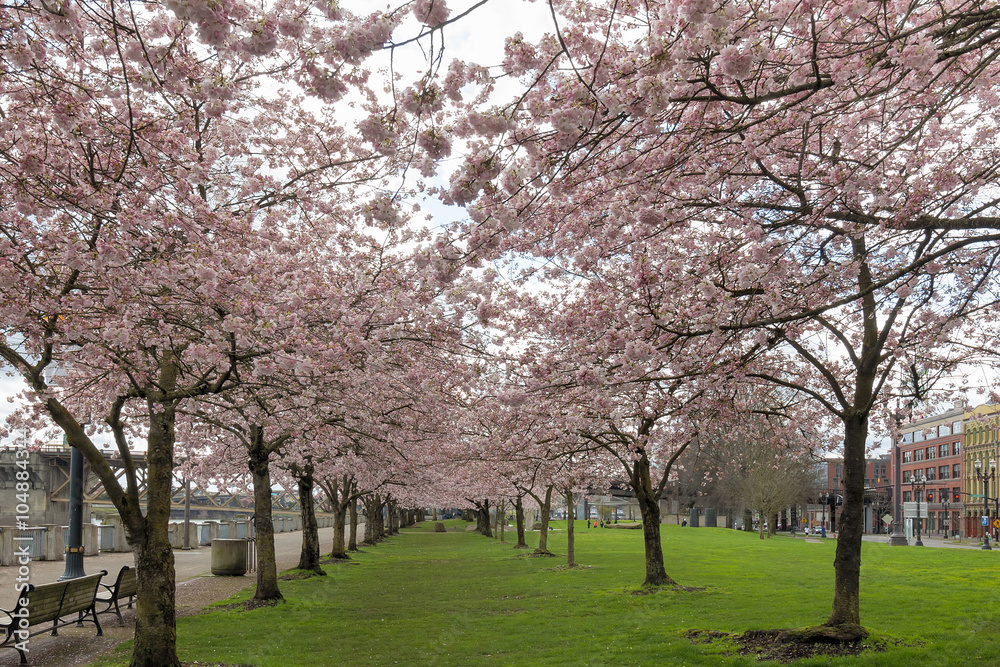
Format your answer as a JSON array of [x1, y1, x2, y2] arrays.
[[820, 491, 828, 538], [911, 474, 927, 546], [58, 446, 87, 580], [942, 498, 950, 538], [974, 459, 996, 550], [889, 414, 908, 546]]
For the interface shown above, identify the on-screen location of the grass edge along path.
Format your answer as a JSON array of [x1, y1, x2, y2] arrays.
[[87, 520, 1000, 666]]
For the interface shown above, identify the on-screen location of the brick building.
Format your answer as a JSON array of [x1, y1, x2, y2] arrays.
[[896, 406, 965, 538]]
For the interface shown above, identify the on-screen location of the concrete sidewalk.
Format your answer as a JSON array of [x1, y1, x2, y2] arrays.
[[0, 525, 359, 666]]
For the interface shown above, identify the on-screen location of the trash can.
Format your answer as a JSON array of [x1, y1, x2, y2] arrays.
[[211, 538, 248, 576]]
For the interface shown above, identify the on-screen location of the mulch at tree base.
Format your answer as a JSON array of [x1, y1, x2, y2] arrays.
[[213, 598, 282, 612], [685, 629, 903, 663]]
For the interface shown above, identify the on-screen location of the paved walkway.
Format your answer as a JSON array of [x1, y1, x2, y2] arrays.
[[795, 531, 995, 550], [0, 525, 359, 667]]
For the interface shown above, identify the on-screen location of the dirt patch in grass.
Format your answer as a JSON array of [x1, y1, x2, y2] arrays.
[[631, 583, 705, 595], [542, 564, 595, 571], [214, 598, 282, 612], [278, 570, 326, 580], [685, 628, 897, 663]]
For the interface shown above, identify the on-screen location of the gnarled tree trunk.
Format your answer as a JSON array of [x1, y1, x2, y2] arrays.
[[125, 404, 181, 667], [348, 499, 359, 551], [514, 495, 528, 548], [295, 464, 324, 575], [530, 486, 554, 555], [630, 451, 677, 587], [248, 427, 282, 601], [566, 489, 575, 567]]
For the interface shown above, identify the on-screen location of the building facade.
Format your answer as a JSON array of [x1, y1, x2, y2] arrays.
[[962, 404, 1000, 540], [898, 406, 964, 538]]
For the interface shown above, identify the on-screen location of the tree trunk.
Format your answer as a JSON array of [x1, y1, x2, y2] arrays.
[[827, 412, 868, 636], [126, 404, 180, 667], [515, 495, 527, 548], [348, 499, 359, 551], [475, 499, 492, 537], [534, 486, 553, 554], [566, 489, 575, 567], [631, 453, 677, 587], [248, 429, 282, 602], [497, 500, 506, 542], [296, 467, 324, 575], [332, 501, 348, 558], [363, 494, 385, 545], [374, 495, 386, 540]]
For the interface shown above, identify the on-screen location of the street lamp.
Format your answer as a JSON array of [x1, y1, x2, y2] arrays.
[[889, 413, 908, 546], [910, 473, 927, 546], [942, 498, 950, 538], [819, 491, 828, 538], [974, 459, 996, 550]]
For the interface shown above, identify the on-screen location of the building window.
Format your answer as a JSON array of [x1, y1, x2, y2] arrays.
[[927, 447, 936, 460], [954, 421, 963, 433], [939, 444, 949, 458], [939, 465, 949, 479], [915, 430, 924, 442], [903, 432, 913, 443], [904, 491, 912, 502], [953, 463, 961, 479], [903, 451, 912, 463], [926, 467, 937, 480], [953, 442, 961, 456], [915, 449, 924, 461], [940, 423, 952, 436]]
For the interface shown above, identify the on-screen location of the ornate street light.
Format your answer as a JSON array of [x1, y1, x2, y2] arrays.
[[974, 459, 996, 550], [911, 473, 927, 546], [819, 491, 828, 538], [942, 498, 950, 538]]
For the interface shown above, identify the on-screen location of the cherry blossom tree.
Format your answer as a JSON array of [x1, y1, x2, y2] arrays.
[[431, 0, 1000, 641], [0, 1, 448, 663]]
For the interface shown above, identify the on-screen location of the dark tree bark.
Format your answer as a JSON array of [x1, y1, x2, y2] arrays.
[[387, 498, 399, 535], [827, 412, 867, 634], [324, 477, 349, 559], [126, 403, 180, 667], [528, 486, 554, 554], [248, 426, 283, 602], [566, 489, 575, 567], [348, 499, 359, 551], [363, 494, 386, 545], [332, 502, 348, 558], [295, 463, 324, 575], [629, 449, 678, 587], [473, 499, 493, 537], [514, 495, 528, 548]]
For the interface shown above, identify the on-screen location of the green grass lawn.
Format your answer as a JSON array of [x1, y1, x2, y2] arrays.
[[89, 521, 1000, 666]]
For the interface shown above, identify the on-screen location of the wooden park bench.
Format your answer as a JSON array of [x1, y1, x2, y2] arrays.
[[0, 571, 106, 665], [96, 566, 137, 626]]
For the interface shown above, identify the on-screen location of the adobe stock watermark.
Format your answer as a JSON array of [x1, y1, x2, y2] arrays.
[[11, 440, 33, 657]]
